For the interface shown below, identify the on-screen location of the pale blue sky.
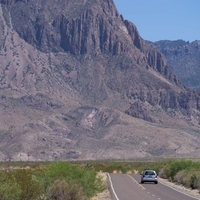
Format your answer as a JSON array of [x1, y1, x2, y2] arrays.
[[114, 0, 200, 42]]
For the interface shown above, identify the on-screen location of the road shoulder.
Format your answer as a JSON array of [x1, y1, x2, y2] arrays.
[[159, 177, 200, 199]]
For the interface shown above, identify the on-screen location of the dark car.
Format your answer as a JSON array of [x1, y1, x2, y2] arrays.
[[141, 170, 158, 184]]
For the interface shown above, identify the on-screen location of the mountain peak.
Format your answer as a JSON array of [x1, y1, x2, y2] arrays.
[[0, 0, 200, 161]]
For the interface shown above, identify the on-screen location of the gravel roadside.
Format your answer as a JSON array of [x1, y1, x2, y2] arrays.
[[159, 177, 200, 200]]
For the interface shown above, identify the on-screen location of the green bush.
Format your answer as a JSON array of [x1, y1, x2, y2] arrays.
[[0, 162, 106, 200], [12, 169, 43, 200], [36, 162, 104, 198], [190, 174, 198, 189], [180, 170, 200, 190], [0, 170, 22, 200], [157, 160, 200, 191], [170, 160, 193, 178]]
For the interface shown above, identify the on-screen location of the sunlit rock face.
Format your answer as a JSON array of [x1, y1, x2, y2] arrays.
[[0, 0, 200, 161]]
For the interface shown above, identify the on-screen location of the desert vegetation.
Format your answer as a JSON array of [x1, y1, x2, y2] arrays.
[[0, 162, 105, 200], [0, 159, 200, 199]]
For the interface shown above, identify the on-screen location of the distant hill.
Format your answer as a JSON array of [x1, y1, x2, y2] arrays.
[[0, 0, 200, 161], [152, 40, 200, 91]]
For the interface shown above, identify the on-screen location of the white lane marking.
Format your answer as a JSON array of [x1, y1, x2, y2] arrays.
[[159, 179, 200, 200], [107, 174, 120, 200]]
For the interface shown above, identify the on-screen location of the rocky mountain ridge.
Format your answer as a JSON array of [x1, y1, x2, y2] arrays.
[[0, 0, 200, 161], [152, 40, 200, 91]]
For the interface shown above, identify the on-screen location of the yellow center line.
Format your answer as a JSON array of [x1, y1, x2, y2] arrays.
[[127, 174, 146, 190], [127, 174, 162, 200]]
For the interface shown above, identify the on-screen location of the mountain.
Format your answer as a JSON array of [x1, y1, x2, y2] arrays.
[[152, 40, 200, 92], [0, 0, 200, 161]]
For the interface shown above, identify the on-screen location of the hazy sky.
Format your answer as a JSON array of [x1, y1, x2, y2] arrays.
[[114, 0, 199, 42]]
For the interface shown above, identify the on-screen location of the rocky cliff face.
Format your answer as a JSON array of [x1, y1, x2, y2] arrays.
[[0, 0, 200, 161], [1, 0, 16, 5], [1, 0, 182, 87], [152, 40, 200, 91]]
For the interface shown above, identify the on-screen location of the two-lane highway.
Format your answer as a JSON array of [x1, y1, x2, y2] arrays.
[[108, 173, 200, 200]]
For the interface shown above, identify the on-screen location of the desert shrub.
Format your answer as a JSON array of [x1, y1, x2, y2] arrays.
[[181, 171, 195, 188], [181, 170, 200, 190], [190, 174, 198, 189], [195, 175, 200, 190], [0, 170, 22, 200], [48, 179, 88, 200], [91, 163, 107, 172], [36, 162, 104, 198], [161, 160, 200, 191], [170, 160, 193, 178], [102, 162, 128, 173], [173, 170, 185, 184], [158, 166, 170, 179], [11, 169, 43, 200]]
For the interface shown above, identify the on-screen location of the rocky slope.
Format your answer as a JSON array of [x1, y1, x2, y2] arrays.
[[152, 40, 200, 91], [0, 0, 200, 161]]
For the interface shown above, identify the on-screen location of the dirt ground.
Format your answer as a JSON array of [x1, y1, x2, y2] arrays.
[[90, 173, 111, 200]]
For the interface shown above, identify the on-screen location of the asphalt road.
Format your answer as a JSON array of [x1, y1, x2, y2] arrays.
[[108, 173, 200, 200]]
